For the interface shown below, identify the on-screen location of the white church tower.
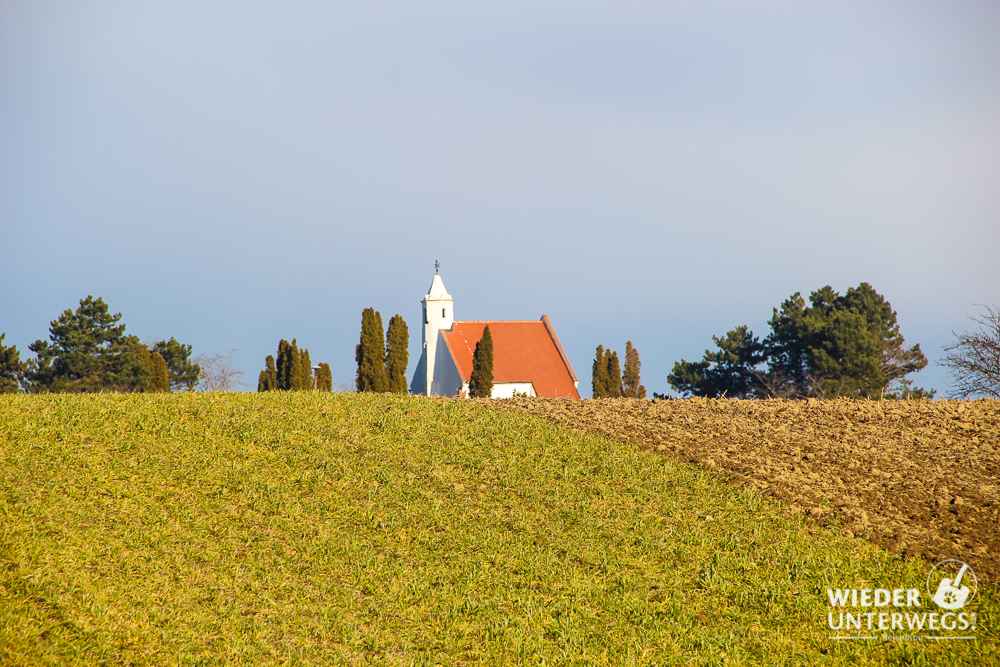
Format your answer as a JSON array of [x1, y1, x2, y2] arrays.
[[410, 269, 454, 395]]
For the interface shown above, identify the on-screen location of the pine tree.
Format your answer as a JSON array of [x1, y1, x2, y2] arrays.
[[469, 326, 494, 398], [356, 308, 388, 392], [592, 345, 609, 398], [25, 296, 150, 393], [316, 363, 333, 392], [622, 341, 646, 398], [669, 283, 927, 398], [385, 314, 409, 394], [605, 349, 622, 398], [0, 333, 25, 394], [151, 337, 201, 391]]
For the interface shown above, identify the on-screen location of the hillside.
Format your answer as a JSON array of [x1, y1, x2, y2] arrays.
[[502, 397, 1000, 582], [1, 393, 996, 665]]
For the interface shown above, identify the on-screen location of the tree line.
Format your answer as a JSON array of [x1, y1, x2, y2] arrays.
[[0, 296, 200, 393], [8, 287, 994, 400], [667, 283, 932, 399], [257, 339, 332, 392], [355, 308, 409, 393], [592, 341, 645, 398]]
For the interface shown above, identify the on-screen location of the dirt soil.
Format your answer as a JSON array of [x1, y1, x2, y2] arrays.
[[497, 397, 1000, 582]]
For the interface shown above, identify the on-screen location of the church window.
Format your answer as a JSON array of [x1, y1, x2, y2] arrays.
[[442, 308, 446, 317]]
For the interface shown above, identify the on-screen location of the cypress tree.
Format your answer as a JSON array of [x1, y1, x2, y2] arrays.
[[606, 349, 622, 398], [128, 341, 155, 393], [592, 345, 609, 398], [356, 308, 388, 392], [622, 341, 646, 398], [385, 314, 409, 394], [374, 312, 388, 392], [266, 355, 277, 391], [289, 339, 304, 390], [150, 351, 170, 392], [469, 325, 494, 398], [299, 347, 313, 390], [276, 339, 293, 390], [316, 362, 333, 392], [258, 355, 277, 392], [356, 310, 370, 392]]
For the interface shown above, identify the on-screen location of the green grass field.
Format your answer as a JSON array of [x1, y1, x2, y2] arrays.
[[1, 393, 996, 665]]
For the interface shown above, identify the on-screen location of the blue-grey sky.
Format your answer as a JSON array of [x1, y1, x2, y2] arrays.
[[3, 1, 998, 395]]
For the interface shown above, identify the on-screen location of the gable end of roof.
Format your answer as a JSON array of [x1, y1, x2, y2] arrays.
[[541, 314, 578, 384]]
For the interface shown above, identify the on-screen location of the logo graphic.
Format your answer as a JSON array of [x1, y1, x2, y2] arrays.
[[825, 558, 979, 641], [928, 560, 977, 610]]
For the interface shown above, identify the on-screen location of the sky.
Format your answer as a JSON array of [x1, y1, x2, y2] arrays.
[[2, 1, 999, 396]]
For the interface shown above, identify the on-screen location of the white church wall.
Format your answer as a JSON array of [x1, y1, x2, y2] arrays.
[[490, 382, 536, 399], [431, 333, 464, 397]]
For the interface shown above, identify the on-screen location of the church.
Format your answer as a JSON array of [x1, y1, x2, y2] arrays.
[[409, 272, 581, 398]]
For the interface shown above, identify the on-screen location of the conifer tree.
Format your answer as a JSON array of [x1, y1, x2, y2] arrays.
[[276, 339, 293, 390], [131, 341, 168, 392], [299, 347, 313, 390], [263, 343, 317, 392], [0, 333, 25, 394], [605, 349, 622, 398], [151, 337, 200, 391], [258, 355, 277, 392], [622, 341, 646, 398], [288, 339, 304, 390], [668, 283, 927, 398], [385, 314, 409, 394], [469, 325, 494, 398], [25, 296, 149, 393], [356, 308, 389, 392], [592, 345, 609, 398], [117, 336, 153, 393], [149, 351, 170, 392], [316, 363, 333, 392]]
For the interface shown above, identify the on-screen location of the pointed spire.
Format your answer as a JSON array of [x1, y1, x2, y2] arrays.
[[426, 273, 451, 301]]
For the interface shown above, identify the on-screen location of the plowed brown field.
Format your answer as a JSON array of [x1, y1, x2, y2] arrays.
[[498, 397, 1000, 582]]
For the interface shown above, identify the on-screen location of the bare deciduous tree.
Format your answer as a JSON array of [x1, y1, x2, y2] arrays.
[[942, 304, 1000, 399], [195, 350, 246, 392]]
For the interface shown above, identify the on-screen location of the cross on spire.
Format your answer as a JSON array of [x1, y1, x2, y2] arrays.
[[434, 260, 440, 274]]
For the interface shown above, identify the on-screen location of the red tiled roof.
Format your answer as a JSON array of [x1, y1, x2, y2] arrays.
[[440, 315, 580, 398]]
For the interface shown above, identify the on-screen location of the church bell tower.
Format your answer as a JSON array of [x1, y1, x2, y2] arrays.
[[410, 266, 454, 395]]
